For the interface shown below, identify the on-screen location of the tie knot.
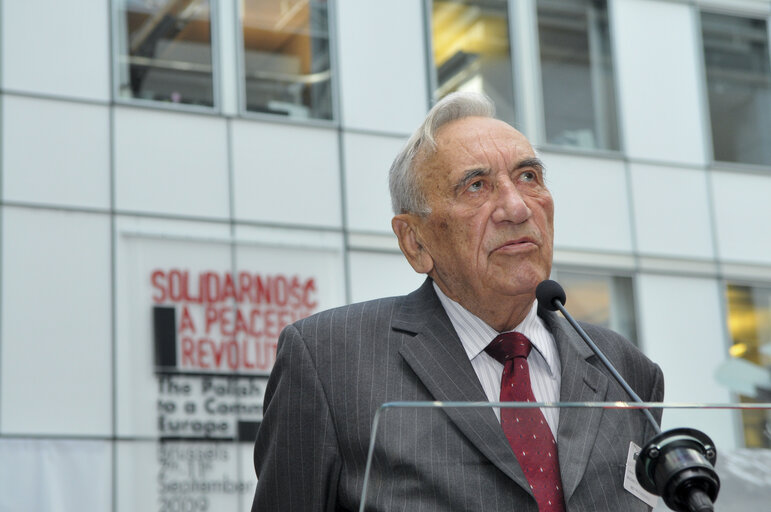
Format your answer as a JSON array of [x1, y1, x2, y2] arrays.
[[485, 332, 531, 364]]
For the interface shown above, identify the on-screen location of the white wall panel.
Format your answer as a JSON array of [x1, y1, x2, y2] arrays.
[[234, 224, 345, 252], [1, 0, 109, 101], [115, 442, 157, 512], [1, 207, 112, 435], [2, 96, 110, 208], [636, 274, 735, 448], [711, 171, 771, 265], [0, 439, 111, 512], [336, 0, 429, 134], [630, 163, 715, 259], [612, 0, 707, 165], [114, 108, 230, 218], [231, 120, 341, 228], [543, 152, 633, 253], [348, 251, 425, 304], [343, 132, 405, 233]]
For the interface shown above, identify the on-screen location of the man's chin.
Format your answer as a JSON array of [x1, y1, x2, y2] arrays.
[[494, 270, 549, 298]]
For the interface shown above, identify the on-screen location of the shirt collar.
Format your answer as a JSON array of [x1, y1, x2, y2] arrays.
[[432, 281, 559, 377]]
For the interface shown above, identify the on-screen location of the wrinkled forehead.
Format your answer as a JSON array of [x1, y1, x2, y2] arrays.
[[417, 117, 535, 176], [440, 117, 530, 149]]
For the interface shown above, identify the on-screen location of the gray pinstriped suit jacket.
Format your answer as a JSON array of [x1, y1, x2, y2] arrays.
[[252, 278, 664, 511]]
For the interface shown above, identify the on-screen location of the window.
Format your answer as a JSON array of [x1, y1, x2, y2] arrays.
[[240, 0, 333, 120], [725, 283, 771, 448], [702, 13, 771, 167], [429, 0, 516, 126], [537, 0, 619, 150], [550, 269, 638, 345], [115, 0, 215, 107], [429, 0, 619, 149]]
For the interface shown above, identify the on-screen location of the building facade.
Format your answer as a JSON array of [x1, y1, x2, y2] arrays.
[[1, 0, 770, 510]]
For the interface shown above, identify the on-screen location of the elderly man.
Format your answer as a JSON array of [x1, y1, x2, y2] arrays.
[[252, 92, 663, 511]]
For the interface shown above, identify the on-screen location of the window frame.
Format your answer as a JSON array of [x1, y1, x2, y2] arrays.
[[424, 0, 520, 127], [721, 277, 771, 448], [111, 0, 224, 114], [235, 0, 339, 126], [550, 265, 641, 348], [423, 0, 625, 156], [697, 6, 771, 171]]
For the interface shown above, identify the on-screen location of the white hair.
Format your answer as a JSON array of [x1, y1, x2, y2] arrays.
[[388, 91, 496, 216]]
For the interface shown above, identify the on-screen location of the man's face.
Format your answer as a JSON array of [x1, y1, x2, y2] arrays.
[[406, 116, 554, 310]]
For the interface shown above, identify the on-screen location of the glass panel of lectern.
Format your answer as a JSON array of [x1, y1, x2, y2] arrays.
[[358, 402, 771, 512]]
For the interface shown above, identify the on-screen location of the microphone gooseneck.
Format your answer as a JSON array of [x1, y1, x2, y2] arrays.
[[536, 279, 720, 512], [535, 280, 659, 433]]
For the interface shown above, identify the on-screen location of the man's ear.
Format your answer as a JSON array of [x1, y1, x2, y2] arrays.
[[392, 214, 434, 274]]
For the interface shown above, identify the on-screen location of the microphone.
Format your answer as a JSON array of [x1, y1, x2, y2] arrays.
[[536, 280, 720, 512]]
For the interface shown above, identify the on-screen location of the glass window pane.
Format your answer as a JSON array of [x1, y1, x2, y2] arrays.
[[116, 0, 215, 107], [430, 0, 516, 126], [551, 270, 637, 345], [537, 0, 619, 150], [241, 0, 333, 120], [725, 283, 771, 448], [702, 13, 771, 166]]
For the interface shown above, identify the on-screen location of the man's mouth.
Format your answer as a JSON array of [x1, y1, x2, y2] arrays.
[[493, 237, 538, 252]]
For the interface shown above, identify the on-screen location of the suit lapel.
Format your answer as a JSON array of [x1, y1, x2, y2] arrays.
[[393, 279, 533, 495], [540, 308, 609, 503]]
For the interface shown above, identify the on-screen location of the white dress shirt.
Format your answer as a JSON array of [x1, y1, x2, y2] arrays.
[[433, 282, 562, 437]]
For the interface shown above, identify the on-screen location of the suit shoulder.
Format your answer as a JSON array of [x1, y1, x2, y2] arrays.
[[287, 294, 407, 341], [576, 321, 663, 395], [578, 322, 647, 358], [299, 294, 404, 322]]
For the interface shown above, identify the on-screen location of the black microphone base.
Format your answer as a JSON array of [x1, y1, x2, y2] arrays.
[[635, 428, 720, 512]]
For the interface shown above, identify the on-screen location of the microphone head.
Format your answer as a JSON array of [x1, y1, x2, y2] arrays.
[[536, 280, 566, 311]]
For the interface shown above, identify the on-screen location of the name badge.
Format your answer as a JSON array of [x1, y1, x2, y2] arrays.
[[623, 441, 659, 508]]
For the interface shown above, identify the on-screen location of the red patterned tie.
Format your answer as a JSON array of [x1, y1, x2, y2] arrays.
[[485, 332, 565, 511]]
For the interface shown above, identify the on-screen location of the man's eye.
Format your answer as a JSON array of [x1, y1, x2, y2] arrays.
[[520, 171, 536, 182], [468, 180, 484, 192]]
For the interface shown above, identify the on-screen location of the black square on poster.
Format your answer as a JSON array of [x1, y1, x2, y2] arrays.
[[153, 306, 177, 369]]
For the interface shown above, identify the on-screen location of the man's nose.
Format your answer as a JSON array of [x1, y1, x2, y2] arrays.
[[491, 180, 531, 224]]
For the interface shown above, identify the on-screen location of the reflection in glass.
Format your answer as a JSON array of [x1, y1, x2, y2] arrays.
[[537, 0, 619, 150], [116, 0, 214, 106], [241, 0, 333, 120], [551, 270, 637, 345], [430, 0, 516, 125], [726, 284, 771, 448], [702, 13, 771, 166]]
